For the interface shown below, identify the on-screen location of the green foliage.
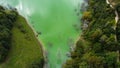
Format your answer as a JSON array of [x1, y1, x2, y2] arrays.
[[0, 15, 44, 68], [30, 58, 44, 68], [0, 5, 44, 68], [82, 11, 92, 21], [64, 0, 120, 68], [83, 52, 105, 68], [63, 59, 75, 68], [0, 6, 17, 63], [105, 52, 117, 66]]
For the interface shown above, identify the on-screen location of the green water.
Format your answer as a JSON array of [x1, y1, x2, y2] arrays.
[[2, 0, 83, 68]]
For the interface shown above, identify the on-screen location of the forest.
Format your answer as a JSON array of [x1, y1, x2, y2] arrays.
[[63, 0, 120, 68], [0, 6, 17, 62]]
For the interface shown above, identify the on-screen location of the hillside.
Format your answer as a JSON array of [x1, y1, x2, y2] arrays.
[[0, 6, 44, 68], [64, 0, 120, 68]]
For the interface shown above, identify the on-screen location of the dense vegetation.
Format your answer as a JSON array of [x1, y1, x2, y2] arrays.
[[0, 6, 44, 68], [64, 0, 120, 68], [0, 6, 17, 62]]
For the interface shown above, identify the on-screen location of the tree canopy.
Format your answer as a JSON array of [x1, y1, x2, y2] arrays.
[[0, 6, 17, 62], [64, 0, 120, 68]]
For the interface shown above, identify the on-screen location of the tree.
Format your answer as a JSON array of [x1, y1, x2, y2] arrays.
[[64, 0, 120, 68], [0, 5, 17, 63]]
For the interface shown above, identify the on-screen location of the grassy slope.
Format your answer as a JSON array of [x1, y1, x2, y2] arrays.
[[0, 15, 43, 68]]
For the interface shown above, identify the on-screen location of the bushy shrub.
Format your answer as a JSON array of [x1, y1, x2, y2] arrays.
[[30, 58, 44, 68]]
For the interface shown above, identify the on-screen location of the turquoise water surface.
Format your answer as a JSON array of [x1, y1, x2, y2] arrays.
[[1, 0, 84, 68]]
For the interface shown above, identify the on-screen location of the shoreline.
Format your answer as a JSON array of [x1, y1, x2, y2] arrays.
[[20, 15, 47, 68]]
